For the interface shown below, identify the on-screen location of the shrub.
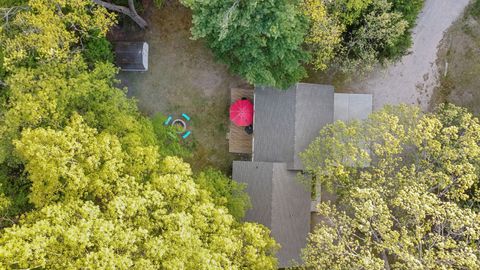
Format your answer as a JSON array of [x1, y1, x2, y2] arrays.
[[332, 0, 408, 75], [469, 0, 480, 19], [195, 168, 251, 220], [0, 0, 27, 7], [381, 0, 425, 59], [82, 34, 114, 66], [304, 0, 425, 75]]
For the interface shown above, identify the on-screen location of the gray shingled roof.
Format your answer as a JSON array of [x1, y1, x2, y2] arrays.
[[253, 83, 334, 170], [233, 161, 274, 227], [334, 93, 373, 122], [293, 84, 334, 170], [235, 84, 372, 267], [232, 161, 310, 268], [252, 85, 297, 164]]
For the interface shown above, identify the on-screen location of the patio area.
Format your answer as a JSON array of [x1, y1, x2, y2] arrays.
[[227, 88, 254, 154]]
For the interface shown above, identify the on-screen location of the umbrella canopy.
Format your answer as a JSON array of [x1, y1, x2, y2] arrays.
[[230, 99, 254, 126]]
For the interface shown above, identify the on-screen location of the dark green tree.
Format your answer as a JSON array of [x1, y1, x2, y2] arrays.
[[181, 0, 309, 89]]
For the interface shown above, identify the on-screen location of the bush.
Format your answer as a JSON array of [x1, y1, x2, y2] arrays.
[[82, 34, 114, 67], [196, 168, 251, 220], [305, 0, 425, 75], [381, 0, 425, 59], [469, 0, 480, 19], [390, 0, 424, 25], [0, 0, 27, 7], [333, 0, 408, 75]]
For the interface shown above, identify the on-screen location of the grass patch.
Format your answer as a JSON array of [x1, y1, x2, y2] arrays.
[[117, 2, 244, 174]]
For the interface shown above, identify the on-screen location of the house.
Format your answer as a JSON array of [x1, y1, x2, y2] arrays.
[[114, 42, 149, 72], [232, 83, 372, 268]]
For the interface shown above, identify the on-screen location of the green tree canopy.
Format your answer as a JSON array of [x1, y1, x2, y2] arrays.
[[301, 0, 344, 71], [0, 1, 279, 268], [1, 0, 115, 69], [181, 0, 309, 89], [301, 104, 480, 269], [332, 0, 408, 74], [0, 116, 277, 269], [303, 0, 420, 74], [195, 168, 251, 221]]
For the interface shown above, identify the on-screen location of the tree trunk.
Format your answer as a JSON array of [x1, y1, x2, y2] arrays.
[[381, 249, 391, 270], [92, 0, 148, 29], [372, 230, 391, 270]]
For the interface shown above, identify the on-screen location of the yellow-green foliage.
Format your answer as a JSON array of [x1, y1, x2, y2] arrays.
[[303, 0, 413, 74], [13, 114, 138, 208], [0, 117, 278, 269], [0, 1, 279, 268], [1, 0, 115, 69], [301, 104, 480, 269], [196, 168, 251, 221], [301, 0, 344, 71], [0, 57, 156, 167], [327, 0, 373, 26]]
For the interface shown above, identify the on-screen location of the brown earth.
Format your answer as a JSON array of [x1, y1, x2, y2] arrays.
[[113, 1, 249, 173], [432, 1, 480, 115]]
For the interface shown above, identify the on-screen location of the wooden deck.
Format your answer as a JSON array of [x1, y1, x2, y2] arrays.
[[228, 88, 254, 154]]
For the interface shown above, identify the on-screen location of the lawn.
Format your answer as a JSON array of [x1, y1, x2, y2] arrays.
[[433, 0, 480, 114], [116, 1, 249, 174]]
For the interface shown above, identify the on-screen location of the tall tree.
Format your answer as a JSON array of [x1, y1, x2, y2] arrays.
[[0, 115, 277, 269], [181, 0, 309, 89], [301, 0, 343, 71], [302, 0, 414, 75], [1, 0, 115, 69], [0, 1, 279, 268], [300, 104, 480, 269]]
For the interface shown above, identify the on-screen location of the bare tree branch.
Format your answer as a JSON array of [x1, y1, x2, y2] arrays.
[[92, 0, 148, 29], [372, 229, 391, 270], [0, 6, 28, 28]]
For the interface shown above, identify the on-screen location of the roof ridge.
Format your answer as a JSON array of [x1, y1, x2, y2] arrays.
[[292, 84, 299, 167], [292, 84, 336, 170]]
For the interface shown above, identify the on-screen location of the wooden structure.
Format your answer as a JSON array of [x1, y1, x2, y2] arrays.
[[232, 83, 373, 268], [227, 88, 254, 154], [114, 42, 149, 72]]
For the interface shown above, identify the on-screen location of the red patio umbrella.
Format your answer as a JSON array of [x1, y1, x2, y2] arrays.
[[230, 99, 254, 127]]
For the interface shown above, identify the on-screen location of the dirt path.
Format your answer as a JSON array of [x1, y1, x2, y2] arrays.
[[346, 0, 470, 111]]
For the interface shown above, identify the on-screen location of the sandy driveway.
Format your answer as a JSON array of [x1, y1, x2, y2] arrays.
[[347, 0, 470, 110]]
